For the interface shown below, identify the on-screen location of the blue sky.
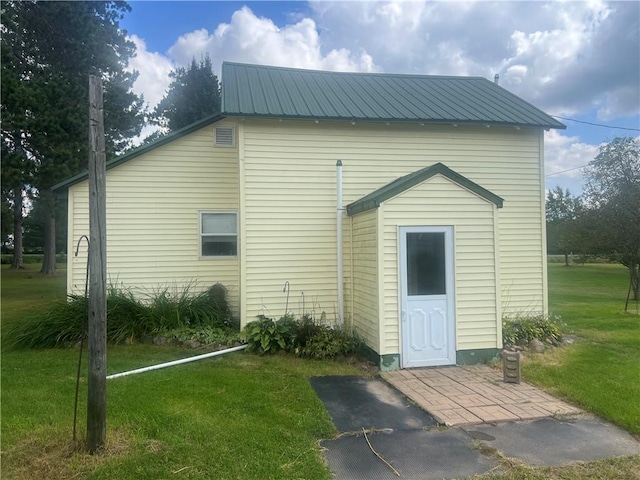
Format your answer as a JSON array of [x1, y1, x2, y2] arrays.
[[120, 1, 640, 195]]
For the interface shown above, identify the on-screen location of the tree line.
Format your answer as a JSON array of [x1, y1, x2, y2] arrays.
[[1, 1, 220, 273], [547, 137, 640, 303]]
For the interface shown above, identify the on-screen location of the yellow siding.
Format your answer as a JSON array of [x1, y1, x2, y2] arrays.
[[350, 209, 379, 351], [67, 123, 241, 315], [382, 175, 499, 354], [242, 118, 546, 328]]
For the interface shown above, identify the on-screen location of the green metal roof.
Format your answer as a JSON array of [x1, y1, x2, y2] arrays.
[[222, 62, 565, 130], [346, 162, 504, 216], [53, 114, 224, 192]]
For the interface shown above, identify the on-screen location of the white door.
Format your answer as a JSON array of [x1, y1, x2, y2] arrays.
[[400, 226, 455, 368]]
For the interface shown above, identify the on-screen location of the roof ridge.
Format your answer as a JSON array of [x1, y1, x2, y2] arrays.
[[221, 61, 487, 81]]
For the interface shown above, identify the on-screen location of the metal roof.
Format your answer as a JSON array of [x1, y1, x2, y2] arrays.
[[222, 62, 565, 130], [346, 162, 504, 216]]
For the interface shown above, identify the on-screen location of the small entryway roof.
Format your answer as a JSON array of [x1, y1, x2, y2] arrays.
[[346, 162, 504, 216]]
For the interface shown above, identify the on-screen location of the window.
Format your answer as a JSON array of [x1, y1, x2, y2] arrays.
[[200, 212, 237, 257]]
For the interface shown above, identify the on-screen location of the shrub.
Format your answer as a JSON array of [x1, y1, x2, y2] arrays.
[[502, 313, 564, 346], [243, 315, 293, 354], [163, 326, 243, 348], [5, 283, 237, 349], [243, 314, 365, 359]]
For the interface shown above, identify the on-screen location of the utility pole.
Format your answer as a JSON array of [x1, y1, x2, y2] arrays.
[[87, 75, 107, 453]]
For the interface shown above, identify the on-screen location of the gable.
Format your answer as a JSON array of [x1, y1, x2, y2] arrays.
[[346, 163, 504, 216], [53, 114, 225, 192], [222, 62, 565, 130]]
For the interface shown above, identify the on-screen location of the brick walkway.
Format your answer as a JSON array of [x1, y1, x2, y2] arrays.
[[381, 365, 581, 427]]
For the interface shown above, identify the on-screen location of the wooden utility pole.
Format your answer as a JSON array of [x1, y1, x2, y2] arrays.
[[87, 75, 107, 453]]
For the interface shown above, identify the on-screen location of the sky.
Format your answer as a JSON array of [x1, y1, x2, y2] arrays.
[[120, 0, 640, 195]]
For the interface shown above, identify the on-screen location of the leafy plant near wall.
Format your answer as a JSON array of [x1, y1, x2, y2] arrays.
[[243, 313, 366, 360], [5, 282, 238, 349], [502, 313, 565, 346]]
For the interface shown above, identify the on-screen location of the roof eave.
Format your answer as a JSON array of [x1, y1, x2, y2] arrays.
[[347, 162, 504, 216], [222, 111, 565, 130]]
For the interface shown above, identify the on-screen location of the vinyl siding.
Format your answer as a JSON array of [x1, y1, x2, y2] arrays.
[[66, 123, 241, 315], [382, 175, 499, 354], [242, 118, 545, 329], [350, 209, 380, 351]]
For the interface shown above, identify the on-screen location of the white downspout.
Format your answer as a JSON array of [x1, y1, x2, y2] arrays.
[[336, 160, 344, 325]]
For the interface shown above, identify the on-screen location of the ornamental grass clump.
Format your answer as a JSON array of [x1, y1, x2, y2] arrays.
[[5, 282, 236, 349]]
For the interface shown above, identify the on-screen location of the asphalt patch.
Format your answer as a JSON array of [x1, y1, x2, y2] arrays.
[[322, 428, 496, 480], [465, 417, 640, 466], [310, 375, 435, 432]]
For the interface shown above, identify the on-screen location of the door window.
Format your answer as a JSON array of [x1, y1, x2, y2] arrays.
[[406, 232, 446, 295]]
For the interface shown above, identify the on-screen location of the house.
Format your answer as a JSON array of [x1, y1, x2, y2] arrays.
[[54, 62, 565, 370]]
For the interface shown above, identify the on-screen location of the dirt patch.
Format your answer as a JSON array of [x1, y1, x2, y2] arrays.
[[2, 428, 138, 480]]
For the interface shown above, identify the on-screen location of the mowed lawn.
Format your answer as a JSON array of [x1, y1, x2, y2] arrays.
[[1, 265, 366, 479], [2, 263, 639, 479], [523, 263, 640, 434]]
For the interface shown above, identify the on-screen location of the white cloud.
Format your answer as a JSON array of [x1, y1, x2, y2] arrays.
[[167, 6, 380, 75], [544, 130, 600, 194], [126, 35, 174, 110]]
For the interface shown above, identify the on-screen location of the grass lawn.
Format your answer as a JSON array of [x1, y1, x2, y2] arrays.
[[1, 265, 367, 479], [521, 264, 640, 435], [2, 264, 639, 479]]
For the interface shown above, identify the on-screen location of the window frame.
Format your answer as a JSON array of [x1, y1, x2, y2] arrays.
[[199, 210, 238, 258]]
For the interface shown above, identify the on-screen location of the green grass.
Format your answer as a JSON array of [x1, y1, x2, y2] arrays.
[[1, 264, 67, 325], [522, 263, 640, 434], [2, 263, 639, 479], [1, 265, 367, 479]]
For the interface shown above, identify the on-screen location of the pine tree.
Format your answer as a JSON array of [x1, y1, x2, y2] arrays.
[[1, 1, 146, 274], [154, 55, 221, 133]]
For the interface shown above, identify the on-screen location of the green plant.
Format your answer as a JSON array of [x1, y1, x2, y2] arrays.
[[4, 282, 237, 349], [163, 326, 243, 347], [243, 315, 293, 354], [243, 313, 365, 359], [502, 313, 564, 346]]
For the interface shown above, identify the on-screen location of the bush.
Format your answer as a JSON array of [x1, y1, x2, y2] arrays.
[[502, 313, 565, 346], [243, 314, 365, 359], [163, 326, 244, 348], [5, 282, 237, 349]]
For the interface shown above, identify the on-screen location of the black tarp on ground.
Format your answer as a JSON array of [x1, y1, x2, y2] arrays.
[[322, 428, 495, 480], [465, 417, 640, 466], [309, 375, 436, 432]]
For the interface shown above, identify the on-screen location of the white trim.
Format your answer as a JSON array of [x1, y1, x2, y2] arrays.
[[198, 210, 238, 258]]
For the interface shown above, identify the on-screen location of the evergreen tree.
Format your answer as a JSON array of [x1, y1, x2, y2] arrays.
[[1, 1, 146, 274], [153, 55, 221, 133]]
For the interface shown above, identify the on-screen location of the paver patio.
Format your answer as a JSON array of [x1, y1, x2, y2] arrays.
[[381, 365, 582, 427]]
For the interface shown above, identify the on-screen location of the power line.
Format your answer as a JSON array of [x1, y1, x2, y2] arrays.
[[551, 115, 640, 132], [545, 164, 588, 177]]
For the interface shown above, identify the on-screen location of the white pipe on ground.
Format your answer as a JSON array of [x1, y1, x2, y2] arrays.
[[106, 344, 247, 379], [337, 160, 344, 325]]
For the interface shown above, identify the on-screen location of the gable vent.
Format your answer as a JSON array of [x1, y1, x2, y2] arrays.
[[215, 126, 235, 147]]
